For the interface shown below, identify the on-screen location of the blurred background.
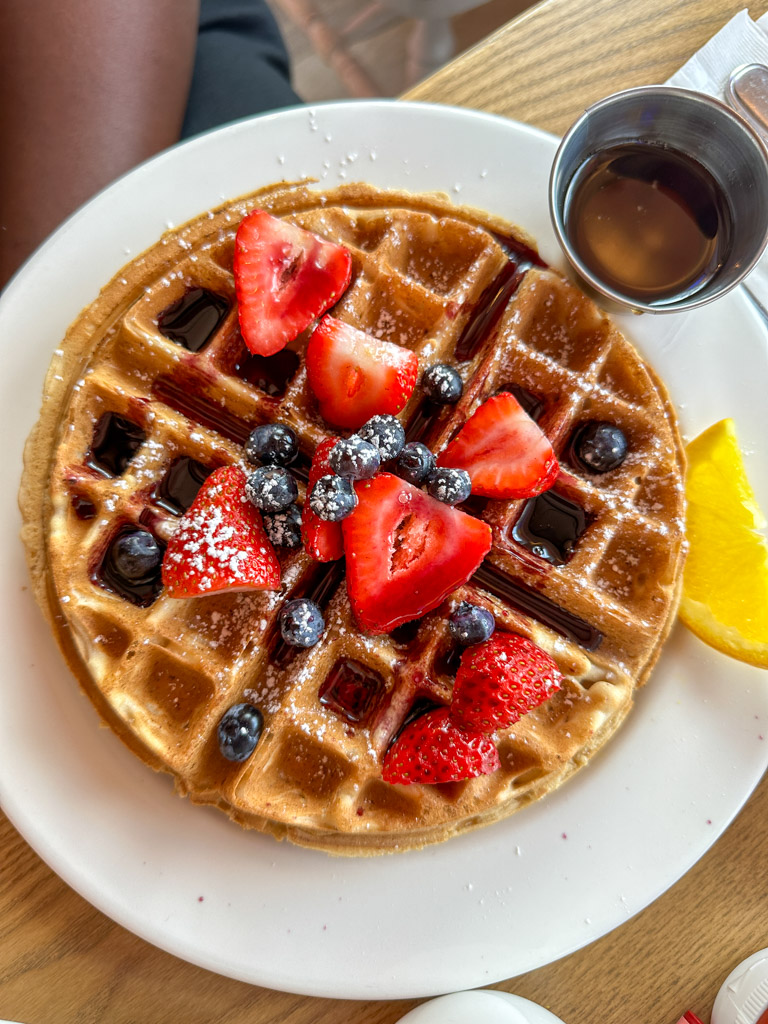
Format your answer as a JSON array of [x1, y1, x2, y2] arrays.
[[267, 0, 533, 101]]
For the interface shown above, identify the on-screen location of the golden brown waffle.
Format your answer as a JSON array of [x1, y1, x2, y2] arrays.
[[19, 182, 686, 855]]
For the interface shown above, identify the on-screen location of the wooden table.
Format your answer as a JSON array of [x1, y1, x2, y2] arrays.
[[3, 1, 768, 1021]]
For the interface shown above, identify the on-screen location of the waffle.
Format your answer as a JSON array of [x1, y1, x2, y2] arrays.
[[19, 182, 686, 855]]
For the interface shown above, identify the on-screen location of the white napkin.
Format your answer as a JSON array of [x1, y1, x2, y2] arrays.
[[666, 9, 768, 311]]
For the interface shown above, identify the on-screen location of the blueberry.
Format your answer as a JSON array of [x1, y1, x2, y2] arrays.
[[110, 530, 162, 581], [309, 474, 357, 521], [422, 364, 463, 404], [395, 442, 435, 485], [245, 466, 298, 512], [262, 504, 302, 548], [358, 414, 406, 461], [217, 702, 264, 762], [245, 423, 298, 466], [280, 598, 325, 648], [329, 435, 381, 480], [571, 421, 628, 473], [449, 601, 496, 646], [427, 467, 472, 505]]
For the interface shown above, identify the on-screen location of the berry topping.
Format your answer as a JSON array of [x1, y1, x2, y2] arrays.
[[571, 421, 628, 473], [309, 474, 358, 522], [245, 423, 299, 466], [448, 601, 496, 646], [110, 530, 163, 581], [358, 414, 406, 461], [426, 467, 472, 505], [218, 702, 264, 762], [421, 363, 463, 404], [280, 598, 325, 647], [342, 472, 492, 634], [328, 435, 381, 480], [262, 504, 303, 548], [306, 315, 419, 430], [301, 438, 345, 561], [382, 707, 500, 784], [451, 633, 562, 734], [245, 466, 298, 512], [395, 441, 436, 485], [162, 465, 281, 597], [438, 392, 559, 499], [100, 528, 165, 606], [234, 209, 352, 357]]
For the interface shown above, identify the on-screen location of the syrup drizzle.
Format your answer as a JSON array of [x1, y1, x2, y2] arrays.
[[471, 561, 602, 650], [511, 491, 589, 565], [319, 658, 386, 725], [490, 231, 547, 268], [270, 560, 346, 669], [154, 457, 213, 515], [153, 377, 251, 445], [86, 413, 146, 478], [233, 347, 300, 396], [157, 288, 229, 353], [404, 398, 441, 443], [496, 382, 545, 422], [454, 261, 524, 362], [72, 495, 97, 520], [436, 644, 463, 678], [387, 696, 443, 751]]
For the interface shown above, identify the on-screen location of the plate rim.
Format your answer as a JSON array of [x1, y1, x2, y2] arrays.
[[2, 97, 768, 1001]]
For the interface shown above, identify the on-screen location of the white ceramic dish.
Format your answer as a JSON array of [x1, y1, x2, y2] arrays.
[[1, 101, 767, 1001]]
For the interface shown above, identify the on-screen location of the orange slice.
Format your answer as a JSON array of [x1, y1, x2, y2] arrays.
[[679, 418, 768, 668]]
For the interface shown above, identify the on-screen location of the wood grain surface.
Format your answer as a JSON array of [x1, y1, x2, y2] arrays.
[[4, 0, 768, 1021], [406, 0, 768, 134]]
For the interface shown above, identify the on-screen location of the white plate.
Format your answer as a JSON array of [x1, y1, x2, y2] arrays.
[[1, 101, 767, 1001]]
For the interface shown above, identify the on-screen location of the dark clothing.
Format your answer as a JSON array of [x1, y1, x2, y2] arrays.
[[181, 0, 301, 139]]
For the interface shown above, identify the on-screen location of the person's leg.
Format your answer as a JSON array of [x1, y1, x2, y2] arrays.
[[0, 0, 200, 289], [181, 0, 302, 139]]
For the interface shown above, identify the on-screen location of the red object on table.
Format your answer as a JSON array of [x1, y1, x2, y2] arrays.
[[677, 1013, 704, 1024]]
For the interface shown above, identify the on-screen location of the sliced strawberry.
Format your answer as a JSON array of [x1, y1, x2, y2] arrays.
[[382, 707, 500, 784], [342, 472, 492, 634], [234, 210, 352, 357], [161, 465, 281, 597], [451, 632, 562, 734], [301, 436, 344, 562], [437, 392, 559, 499], [306, 315, 419, 430]]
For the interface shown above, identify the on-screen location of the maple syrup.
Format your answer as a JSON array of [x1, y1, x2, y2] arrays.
[[511, 490, 589, 565], [564, 144, 730, 303], [157, 288, 229, 352], [319, 658, 386, 725], [86, 412, 146, 477], [472, 561, 602, 650], [154, 457, 213, 515]]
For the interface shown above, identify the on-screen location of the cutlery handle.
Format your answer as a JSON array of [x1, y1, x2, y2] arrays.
[[725, 64, 768, 141]]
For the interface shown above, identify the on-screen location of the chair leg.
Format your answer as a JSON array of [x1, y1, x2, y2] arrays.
[[405, 17, 456, 86], [270, 0, 382, 96]]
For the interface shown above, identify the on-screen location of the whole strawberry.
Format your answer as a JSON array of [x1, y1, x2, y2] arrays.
[[451, 633, 562, 734], [382, 707, 500, 785]]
